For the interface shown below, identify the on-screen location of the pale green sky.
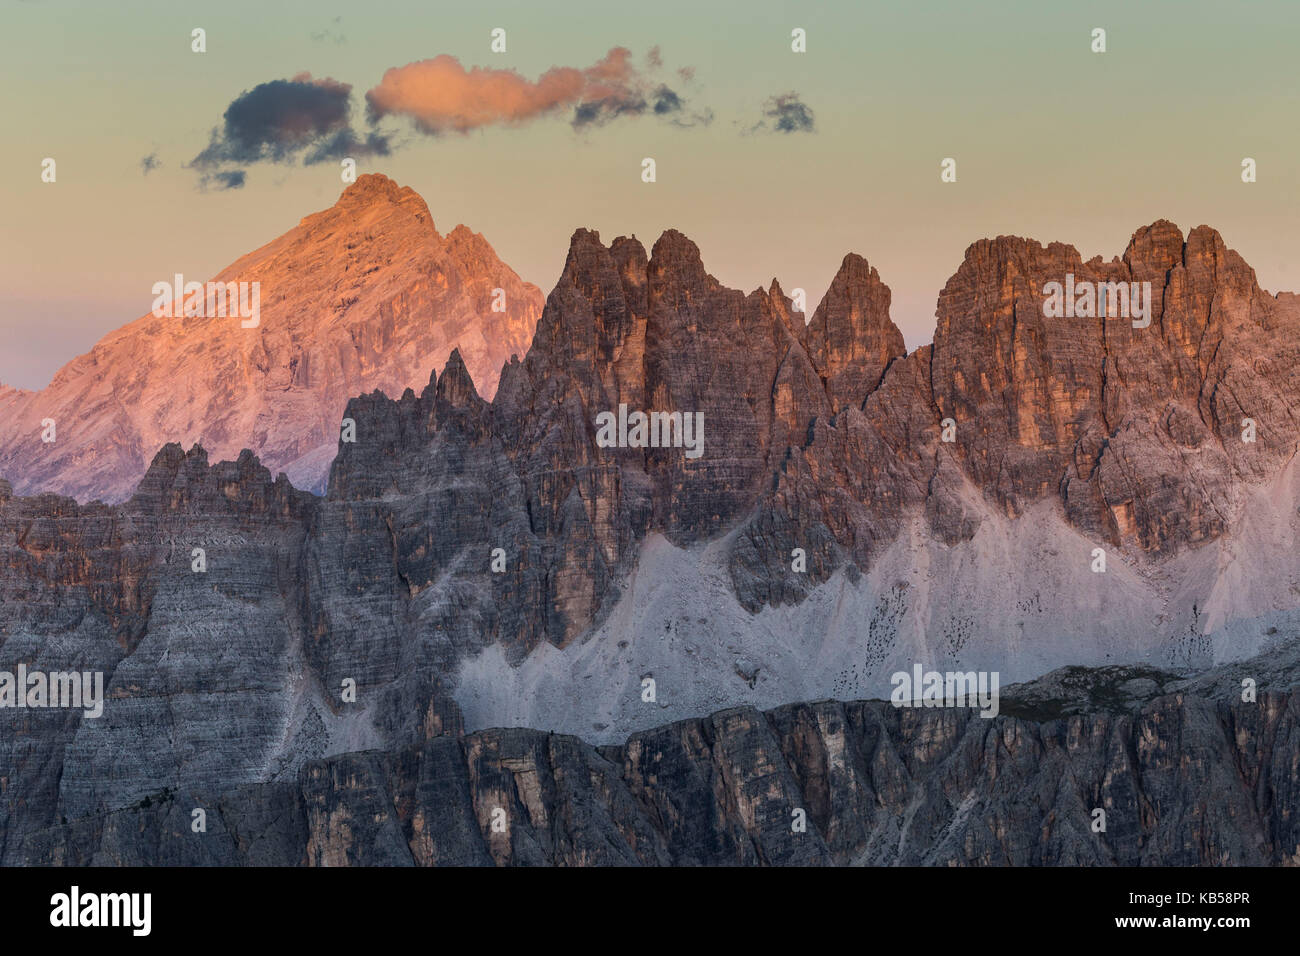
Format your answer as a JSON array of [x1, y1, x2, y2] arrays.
[[2, 0, 1297, 388]]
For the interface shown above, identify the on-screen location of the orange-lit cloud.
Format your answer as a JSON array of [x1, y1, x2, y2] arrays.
[[365, 47, 709, 133]]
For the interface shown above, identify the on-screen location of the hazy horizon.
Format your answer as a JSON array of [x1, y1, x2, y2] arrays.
[[5, 0, 1299, 389]]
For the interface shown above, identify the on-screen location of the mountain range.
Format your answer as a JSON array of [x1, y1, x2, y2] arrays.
[[1, 175, 1299, 865]]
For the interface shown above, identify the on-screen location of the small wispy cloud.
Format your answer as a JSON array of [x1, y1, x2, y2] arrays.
[[200, 169, 246, 191], [139, 152, 161, 176], [748, 92, 816, 134]]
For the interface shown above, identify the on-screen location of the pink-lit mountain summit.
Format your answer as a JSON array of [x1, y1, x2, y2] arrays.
[[0, 175, 542, 500]]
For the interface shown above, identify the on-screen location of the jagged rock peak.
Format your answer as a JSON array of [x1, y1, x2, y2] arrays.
[[443, 223, 489, 256], [566, 227, 607, 256], [336, 172, 420, 207], [435, 348, 481, 409], [125, 442, 308, 517], [766, 278, 799, 329], [325, 172, 438, 234], [610, 235, 650, 277], [802, 252, 905, 410], [145, 441, 210, 476], [649, 229, 708, 283], [1120, 220, 1186, 281]]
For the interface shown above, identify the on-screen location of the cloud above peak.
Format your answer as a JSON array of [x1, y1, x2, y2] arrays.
[[189, 72, 389, 189], [186, 49, 714, 189], [364, 47, 709, 134]]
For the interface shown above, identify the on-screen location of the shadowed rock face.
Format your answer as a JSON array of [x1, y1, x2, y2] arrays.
[[0, 174, 543, 501], [11, 648, 1300, 866], [1, 207, 1300, 864]]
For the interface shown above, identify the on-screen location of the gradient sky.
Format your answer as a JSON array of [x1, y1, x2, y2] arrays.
[[2, 0, 1297, 389]]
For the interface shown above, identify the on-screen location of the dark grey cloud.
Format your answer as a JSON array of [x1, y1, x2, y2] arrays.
[[189, 73, 387, 187], [653, 86, 682, 115], [139, 152, 160, 175], [750, 92, 816, 134], [572, 94, 648, 129], [303, 128, 391, 165], [571, 83, 711, 130], [655, 85, 713, 127], [200, 170, 246, 191]]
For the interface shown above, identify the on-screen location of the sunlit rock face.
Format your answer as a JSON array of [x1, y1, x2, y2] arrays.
[[0, 174, 543, 501]]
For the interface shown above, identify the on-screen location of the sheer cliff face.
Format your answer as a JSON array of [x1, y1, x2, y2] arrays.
[[931, 222, 1300, 552], [325, 218, 1300, 656], [0, 174, 543, 502], [745, 222, 1300, 603], [14, 661, 1300, 867]]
